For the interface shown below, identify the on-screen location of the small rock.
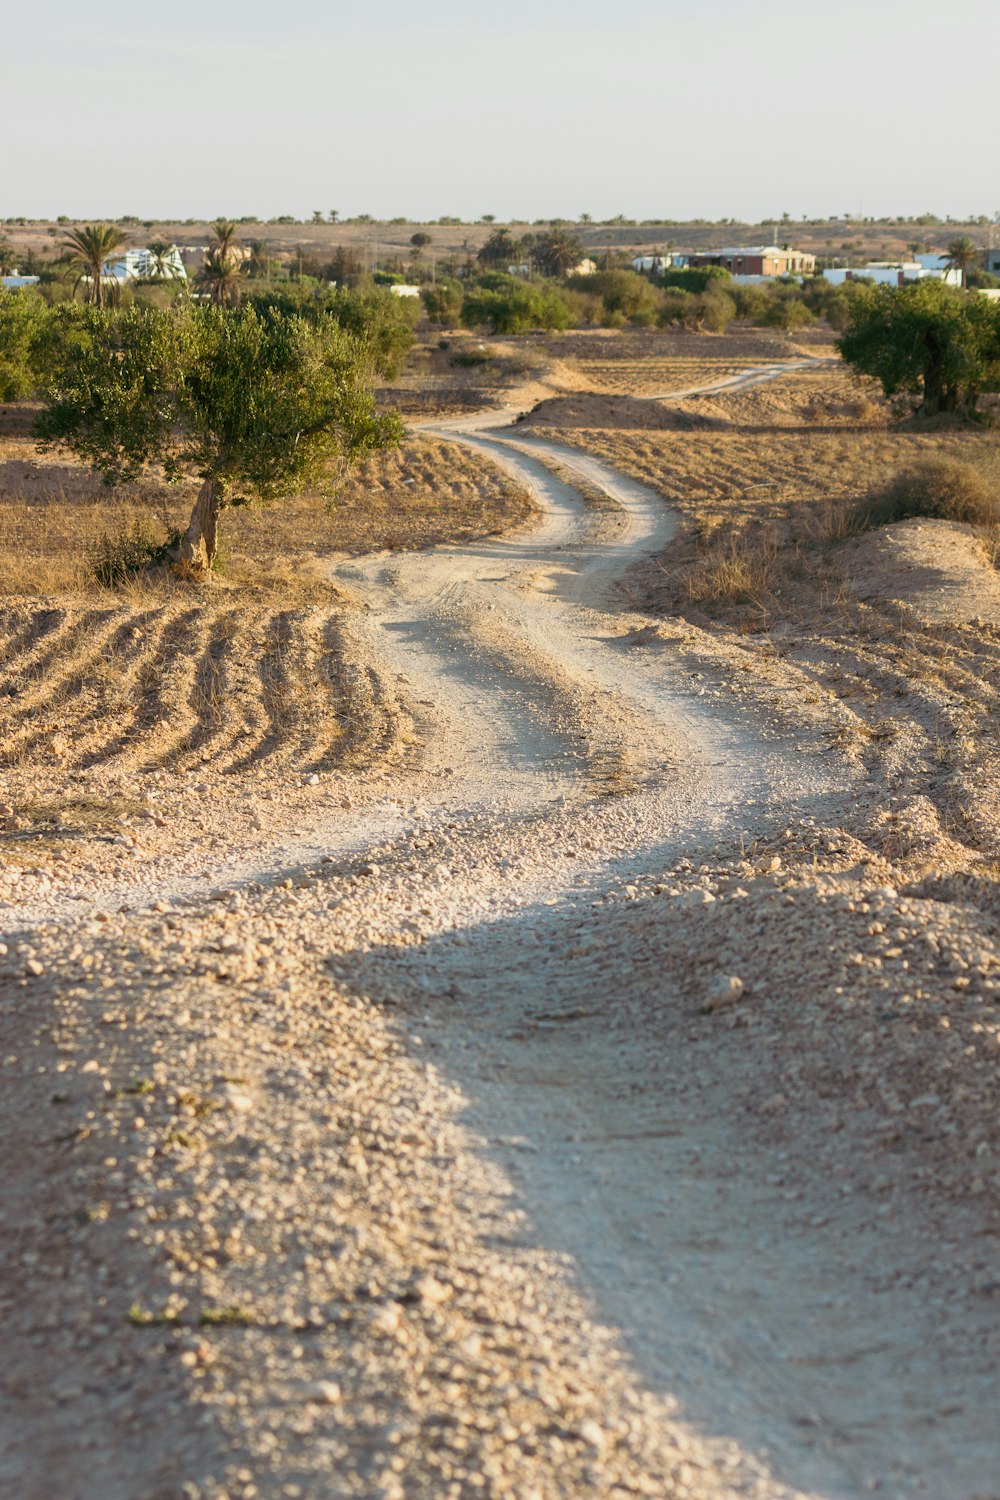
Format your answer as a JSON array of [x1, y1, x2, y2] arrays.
[[310, 1379, 342, 1405], [703, 975, 745, 1013], [414, 1274, 452, 1308], [220, 1085, 254, 1114], [579, 1419, 606, 1449], [678, 887, 715, 908]]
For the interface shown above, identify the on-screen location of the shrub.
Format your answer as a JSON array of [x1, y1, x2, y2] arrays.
[[421, 278, 463, 326], [462, 279, 573, 334], [658, 290, 696, 328], [698, 289, 737, 333], [450, 347, 493, 367], [732, 284, 771, 321], [850, 458, 999, 532], [90, 513, 175, 587], [0, 289, 51, 400], [760, 296, 814, 330], [567, 269, 662, 327], [659, 266, 732, 294]]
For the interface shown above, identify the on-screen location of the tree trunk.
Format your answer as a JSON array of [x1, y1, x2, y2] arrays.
[[922, 338, 944, 415], [180, 477, 223, 576]]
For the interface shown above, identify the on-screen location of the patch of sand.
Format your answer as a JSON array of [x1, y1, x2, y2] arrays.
[[841, 517, 1000, 624]]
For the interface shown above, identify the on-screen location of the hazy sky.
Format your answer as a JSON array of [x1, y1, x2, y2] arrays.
[[6, 0, 998, 223]]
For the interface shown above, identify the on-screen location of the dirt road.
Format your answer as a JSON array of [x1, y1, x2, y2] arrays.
[[3, 371, 1000, 1499]]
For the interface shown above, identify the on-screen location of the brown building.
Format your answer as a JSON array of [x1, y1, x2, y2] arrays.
[[688, 245, 816, 277]]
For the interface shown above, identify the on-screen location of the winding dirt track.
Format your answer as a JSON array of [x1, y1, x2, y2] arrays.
[[316, 382, 997, 1500], [5, 362, 1000, 1498]]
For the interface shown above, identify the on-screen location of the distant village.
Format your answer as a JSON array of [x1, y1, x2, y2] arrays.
[[4, 238, 1000, 294]]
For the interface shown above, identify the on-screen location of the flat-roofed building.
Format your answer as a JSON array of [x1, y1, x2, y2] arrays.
[[688, 245, 815, 277]]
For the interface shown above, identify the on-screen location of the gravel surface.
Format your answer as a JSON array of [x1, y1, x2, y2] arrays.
[[4, 368, 1000, 1499]]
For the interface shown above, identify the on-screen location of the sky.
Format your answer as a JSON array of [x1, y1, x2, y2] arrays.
[[5, 0, 999, 225]]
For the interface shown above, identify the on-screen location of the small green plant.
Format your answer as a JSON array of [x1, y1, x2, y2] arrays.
[[128, 1302, 180, 1326], [90, 514, 174, 586], [199, 1304, 257, 1327]]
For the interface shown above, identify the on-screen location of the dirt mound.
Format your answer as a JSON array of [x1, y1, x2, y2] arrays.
[[680, 367, 885, 429], [517, 392, 716, 433], [0, 598, 399, 778], [840, 517, 1000, 624]]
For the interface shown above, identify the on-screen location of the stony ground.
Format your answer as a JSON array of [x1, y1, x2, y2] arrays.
[[4, 360, 1000, 1500]]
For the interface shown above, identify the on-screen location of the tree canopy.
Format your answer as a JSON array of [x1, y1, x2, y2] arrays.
[[36, 302, 402, 574], [838, 280, 1000, 419]]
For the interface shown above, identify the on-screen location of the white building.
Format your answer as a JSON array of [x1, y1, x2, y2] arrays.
[[631, 253, 689, 273], [823, 260, 962, 289], [0, 275, 40, 291]]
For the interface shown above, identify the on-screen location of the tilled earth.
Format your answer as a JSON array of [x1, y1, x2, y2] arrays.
[[5, 366, 1000, 1500]]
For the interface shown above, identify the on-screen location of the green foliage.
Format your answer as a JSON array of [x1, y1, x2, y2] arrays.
[[530, 229, 583, 278], [731, 284, 771, 321], [477, 229, 522, 268], [658, 287, 735, 332], [567, 269, 661, 327], [759, 292, 814, 330], [0, 289, 52, 399], [461, 277, 573, 334], [659, 266, 732, 294], [850, 458, 999, 529], [421, 278, 463, 325], [245, 284, 415, 377], [60, 223, 128, 309], [838, 280, 1000, 418], [699, 288, 737, 333], [36, 303, 401, 507], [90, 513, 176, 586]]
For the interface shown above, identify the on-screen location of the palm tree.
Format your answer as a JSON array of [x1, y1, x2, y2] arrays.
[[945, 236, 979, 287], [247, 240, 271, 280], [532, 227, 583, 278], [210, 219, 239, 259], [145, 239, 182, 279], [195, 246, 243, 306], [477, 227, 521, 269], [61, 223, 127, 308]]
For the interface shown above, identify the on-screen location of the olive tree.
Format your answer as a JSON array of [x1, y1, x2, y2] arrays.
[[36, 302, 401, 574], [0, 290, 52, 400], [838, 280, 1000, 419]]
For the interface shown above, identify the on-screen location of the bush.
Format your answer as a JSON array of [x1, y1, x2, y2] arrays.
[[732, 284, 771, 321], [450, 347, 493, 367], [850, 458, 999, 531], [698, 289, 737, 333], [658, 290, 697, 328], [90, 513, 175, 587], [245, 284, 415, 376], [760, 296, 814, 330], [421, 278, 463, 325], [0, 289, 51, 400], [567, 269, 662, 327], [659, 266, 732, 294], [461, 279, 573, 334]]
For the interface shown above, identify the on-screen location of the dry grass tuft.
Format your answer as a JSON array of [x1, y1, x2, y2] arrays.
[[849, 457, 1000, 533]]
